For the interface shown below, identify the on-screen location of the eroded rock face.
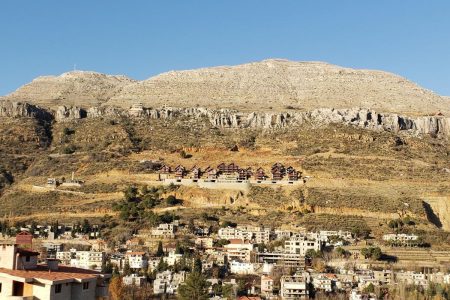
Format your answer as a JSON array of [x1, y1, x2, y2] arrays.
[[55, 106, 86, 121], [0, 100, 52, 120], [54, 104, 450, 137], [2, 100, 449, 137]]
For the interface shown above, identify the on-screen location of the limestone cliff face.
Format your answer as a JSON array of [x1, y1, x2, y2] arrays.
[[83, 105, 450, 136], [0, 101, 52, 120], [423, 197, 450, 231], [1, 100, 449, 137]]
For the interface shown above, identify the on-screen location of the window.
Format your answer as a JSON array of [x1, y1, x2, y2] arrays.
[[82, 282, 89, 290], [0, 282, 2, 293], [25, 256, 30, 262], [55, 284, 62, 294]]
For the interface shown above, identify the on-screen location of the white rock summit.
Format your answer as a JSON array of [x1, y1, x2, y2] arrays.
[[2, 59, 449, 115]]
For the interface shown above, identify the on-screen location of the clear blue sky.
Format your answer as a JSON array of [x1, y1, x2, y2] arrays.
[[1, 1, 449, 96]]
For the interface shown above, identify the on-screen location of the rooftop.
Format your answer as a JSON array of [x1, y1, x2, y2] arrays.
[[0, 264, 109, 284]]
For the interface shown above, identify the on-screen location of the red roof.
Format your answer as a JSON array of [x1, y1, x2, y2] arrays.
[[228, 239, 244, 244], [17, 248, 40, 256], [125, 251, 146, 256], [0, 265, 107, 283], [238, 297, 261, 300]]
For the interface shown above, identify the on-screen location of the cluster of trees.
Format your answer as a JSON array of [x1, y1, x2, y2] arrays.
[[112, 186, 181, 224], [334, 246, 351, 258], [350, 225, 372, 239], [0, 166, 13, 190], [360, 246, 382, 260], [388, 216, 415, 233], [363, 282, 450, 300]]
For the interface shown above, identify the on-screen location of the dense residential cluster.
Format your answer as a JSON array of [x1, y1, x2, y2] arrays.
[[0, 217, 447, 300]]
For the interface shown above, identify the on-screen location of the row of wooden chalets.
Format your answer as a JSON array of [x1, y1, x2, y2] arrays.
[[159, 162, 301, 182]]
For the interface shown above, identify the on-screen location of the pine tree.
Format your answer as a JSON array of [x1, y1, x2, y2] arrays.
[[193, 257, 202, 273], [156, 241, 164, 257], [177, 271, 210, 300], [123, 260, 132, 276], [175, 241, 183, 254], [157, 257, 168, 272]]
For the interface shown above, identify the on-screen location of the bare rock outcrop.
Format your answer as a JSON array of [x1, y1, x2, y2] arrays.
[[2, 60, 449, 115], [55, 106, 86, 121], [0, 100, 52, 120], [109, 59, 449, 115], [2, 99, 449, 137], [53, 104, 450, 137]]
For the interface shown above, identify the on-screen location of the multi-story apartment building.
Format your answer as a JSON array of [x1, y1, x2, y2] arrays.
[[153, 271, 186, 295], [280, 273, 310, 299], [285, 235, 321, 256], [56, 249, 105, 271], [125, 251, 148, 270], [151, 223, 175, 238]]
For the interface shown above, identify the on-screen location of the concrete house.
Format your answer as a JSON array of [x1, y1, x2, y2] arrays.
[[0, 243, 109, 300]]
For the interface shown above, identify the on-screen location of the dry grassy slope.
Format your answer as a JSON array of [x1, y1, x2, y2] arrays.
[[0, 117, 51, 195], [2, 59, 449, 114], [0, 116, 449, 245], [1, 71, 135, 108]]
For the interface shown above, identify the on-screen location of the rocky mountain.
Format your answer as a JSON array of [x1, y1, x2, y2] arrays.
[[2, 71, 136, 108], [2, 59, 449, 115], [1, 100, 449, 137]]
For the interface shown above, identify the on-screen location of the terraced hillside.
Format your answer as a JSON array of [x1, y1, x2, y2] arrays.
[[0, 114, 449, 248]]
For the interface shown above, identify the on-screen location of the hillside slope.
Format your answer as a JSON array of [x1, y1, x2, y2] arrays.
[[2, 71, 136, 108], [111, 59, 448, 114], [2, 59, 449, 115]]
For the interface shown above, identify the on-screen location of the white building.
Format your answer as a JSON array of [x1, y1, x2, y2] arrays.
[[218, 227, 245, 240], [123, 274, 146, 286], [153, 270, 186, 295], [280, 273, 310, 299], [125, 251, 148, 269], [350, 290, 376, 300], [274, 229, 293, 240], [373, 270, 393, 285], [152, 223, 175, 238], [383, 233, 418, 241], [395, 271, 428, 286], [0, 243, 110, 300], [164, 251, 182, 266], [56, 249, 106, 271], [444, 274, 450, 284], [382, 234, 419, 246], [285, 235, 321, 256], [218, 225, 271, 244], [312, 275, 333, 292], [41, 241, 63, 253], [223, 239, 253, 262], [229, 260, 255, 275]]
